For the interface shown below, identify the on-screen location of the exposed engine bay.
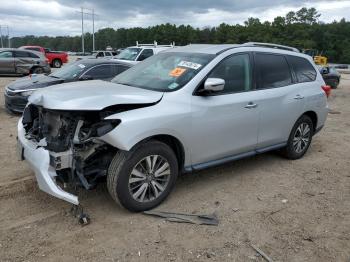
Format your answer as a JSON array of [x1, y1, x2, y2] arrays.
[[22, 104, 120, 190]]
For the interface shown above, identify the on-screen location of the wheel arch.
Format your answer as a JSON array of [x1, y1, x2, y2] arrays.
[[29, 66, 42, 74], [130, 134, 186, 172], [302, 111, 318, 132]]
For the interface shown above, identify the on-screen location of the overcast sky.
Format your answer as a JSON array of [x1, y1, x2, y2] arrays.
[[0, 0, 349, 37]]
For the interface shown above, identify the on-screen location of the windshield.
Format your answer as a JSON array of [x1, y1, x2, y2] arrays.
[[49, 62, 86, 80], [115, 47, 142, 61], [112, 52, 214, 92]]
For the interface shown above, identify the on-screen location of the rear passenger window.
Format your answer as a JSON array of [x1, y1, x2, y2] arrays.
[[14, 51, 30, 58], [287, 56, 317, 82], [208, 53, 252, 94], [256, 53, 292, 89]]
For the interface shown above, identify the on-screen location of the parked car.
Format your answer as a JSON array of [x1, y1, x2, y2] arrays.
[[113, 41, 175, 65], [19, 45, 68, 68], [5, 59, 132, 113], [17, 42, 329, 212], [318, 65, 341, 89], [0, 48, 51, 76], [76, 51, 117, 61]]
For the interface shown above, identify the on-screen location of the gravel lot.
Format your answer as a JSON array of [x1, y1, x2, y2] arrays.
[[0, 73, 349, 262]]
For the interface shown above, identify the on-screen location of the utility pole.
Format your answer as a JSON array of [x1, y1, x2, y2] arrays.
[[6, 25, 10, 48], [92, 8, 95, 52], [77, 8, 97, 53], [0, 25, 10, 48], [81, 7, 84, 54], [0, 25, 3, 48]]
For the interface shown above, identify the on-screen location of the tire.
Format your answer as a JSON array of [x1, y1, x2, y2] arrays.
[[52, 59, 62, 68], [31, 67, 44, 74], [280, 115, 314, 160], [107, 140, 178, 212], [332, 80, 339, 89]]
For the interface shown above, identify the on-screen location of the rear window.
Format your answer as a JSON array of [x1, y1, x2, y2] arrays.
[[287, 56, 317, 82], [256, 53, 292, 89]]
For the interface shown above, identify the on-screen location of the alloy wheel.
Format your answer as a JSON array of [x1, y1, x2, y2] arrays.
[[293, 122, 311, 153], [128, 155, 171, 203]]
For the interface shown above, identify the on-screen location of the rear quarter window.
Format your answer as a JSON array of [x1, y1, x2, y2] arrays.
[[287, 56, 317, 82], [255, 53, 292, 89]]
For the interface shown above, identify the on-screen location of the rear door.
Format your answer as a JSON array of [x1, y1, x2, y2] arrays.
[[191, 53, 259, 165], [0, 50, 15, 74], [253, 52, 305, 149], [14, 51, 37, 74]]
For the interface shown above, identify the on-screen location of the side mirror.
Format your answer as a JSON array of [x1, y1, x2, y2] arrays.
[[79, 75, 93, 81], [203, 78, 225, 93]]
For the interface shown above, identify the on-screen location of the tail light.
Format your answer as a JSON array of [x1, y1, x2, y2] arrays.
[[322, 85, 331, 98]]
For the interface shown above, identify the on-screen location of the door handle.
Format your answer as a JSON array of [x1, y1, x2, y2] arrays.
[[294, 94, 304, 100], [244, 102, 258, 109]]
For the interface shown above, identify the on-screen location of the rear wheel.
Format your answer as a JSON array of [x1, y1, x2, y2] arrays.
[[31, 67, 44, 74], [281, 115, 314, 160], [52, 59, 62, 68], [107, 140, 178, 212]]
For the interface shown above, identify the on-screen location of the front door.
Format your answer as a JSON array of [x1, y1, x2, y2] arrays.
[[190, 53, 259, 166]]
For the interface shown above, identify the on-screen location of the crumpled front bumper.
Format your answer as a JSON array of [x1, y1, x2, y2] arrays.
[[17, 119, 79, 205]]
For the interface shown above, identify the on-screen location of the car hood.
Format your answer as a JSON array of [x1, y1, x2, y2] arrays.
[[7, 74, 64, 91], [28, 80, 164, 111]]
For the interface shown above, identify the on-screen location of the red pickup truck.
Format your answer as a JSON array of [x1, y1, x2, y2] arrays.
[[19, 46, 68, 68]]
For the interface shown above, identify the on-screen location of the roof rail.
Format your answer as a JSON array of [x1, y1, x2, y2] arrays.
[[135, 41, 175, 48], [242, 42, 300, 52]]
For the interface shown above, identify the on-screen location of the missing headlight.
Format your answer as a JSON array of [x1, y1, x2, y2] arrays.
[[78, 119, 121, 142]]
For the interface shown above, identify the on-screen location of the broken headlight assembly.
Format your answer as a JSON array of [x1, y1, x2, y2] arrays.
[[77, 119, 121, 142]]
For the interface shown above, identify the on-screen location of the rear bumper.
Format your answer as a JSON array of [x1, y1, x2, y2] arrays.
[[17, 119, 79, 205]]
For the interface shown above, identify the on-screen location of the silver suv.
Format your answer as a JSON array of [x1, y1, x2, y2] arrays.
[[17, 43, 329, 212]]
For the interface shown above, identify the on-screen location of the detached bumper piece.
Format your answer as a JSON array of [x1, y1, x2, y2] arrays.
[[17, 120, 79, 205]]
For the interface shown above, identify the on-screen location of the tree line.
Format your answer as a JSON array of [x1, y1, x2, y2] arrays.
[[9, 7, 350, 63]]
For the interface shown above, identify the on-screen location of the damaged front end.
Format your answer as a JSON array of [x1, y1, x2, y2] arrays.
[[18, 104, 120, 205]]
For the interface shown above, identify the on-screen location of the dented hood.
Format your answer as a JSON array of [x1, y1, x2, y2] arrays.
[[28, 80, 163, 110]]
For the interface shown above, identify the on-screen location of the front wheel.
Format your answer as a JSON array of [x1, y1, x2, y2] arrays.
[[107, 140, 178, 212], [281, 115, 314, 160]]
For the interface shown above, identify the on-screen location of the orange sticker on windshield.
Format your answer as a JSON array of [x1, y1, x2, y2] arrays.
[[169, 67, 186, 77]]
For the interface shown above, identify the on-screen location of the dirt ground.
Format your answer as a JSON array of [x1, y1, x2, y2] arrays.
[[0, 73, 349, 262]]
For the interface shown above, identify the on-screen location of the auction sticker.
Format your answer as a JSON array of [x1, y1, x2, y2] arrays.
[[169, 67, 186, 77], [78, 64, 86, 69], [178, 61, 202, 70]]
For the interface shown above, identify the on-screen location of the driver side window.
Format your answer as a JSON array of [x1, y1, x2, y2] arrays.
[[208, 53, 252, 94]]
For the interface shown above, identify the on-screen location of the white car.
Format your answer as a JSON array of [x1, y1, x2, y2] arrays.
[[113, 41, 175, 65], [17, 42, 329, 213], [76, 51, 117, 61]]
